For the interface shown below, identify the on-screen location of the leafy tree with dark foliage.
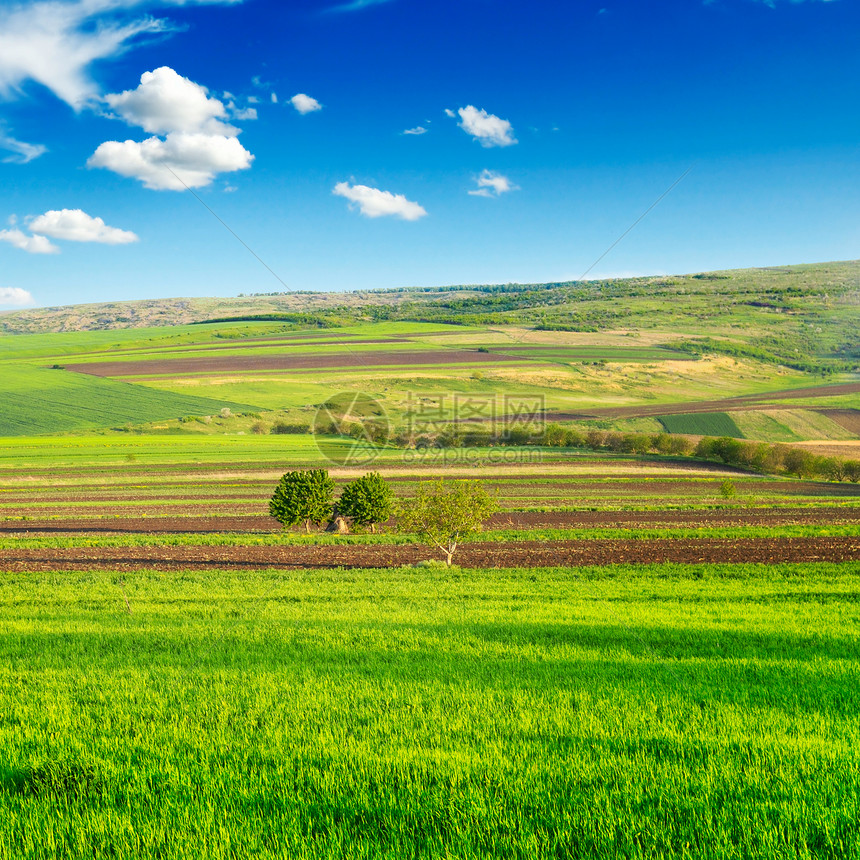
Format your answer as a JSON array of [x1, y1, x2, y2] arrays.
[[269, 469, 334, 532], [338, 472, 394, 532]]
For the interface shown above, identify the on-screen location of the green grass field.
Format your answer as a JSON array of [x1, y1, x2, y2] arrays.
[[0, 563, 857, 859], [658, 413, 745, 438], [0, 365, 253, 436]]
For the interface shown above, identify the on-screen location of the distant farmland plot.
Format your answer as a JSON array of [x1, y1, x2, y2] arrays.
[[0, 365, 252, 435], [490, 345, 694, 363], [658, 412, 745, 437]]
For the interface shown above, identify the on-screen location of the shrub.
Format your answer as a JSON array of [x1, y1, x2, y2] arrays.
[[720, 479, 736, 499], [271, 421, 308, 435], [338, 472, 394, 532], [269, 469, 334, 532], [585, 429, 606, 451]]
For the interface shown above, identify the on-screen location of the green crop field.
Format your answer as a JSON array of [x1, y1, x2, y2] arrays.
[[1, 564, 858, 859], [0, 365, 254, 436], [658, 412, 745, 438]]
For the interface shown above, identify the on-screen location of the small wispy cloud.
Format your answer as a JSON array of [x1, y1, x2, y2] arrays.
[[0, 131, 47, 164], [327, 0, 397, 13], [402, 126, 427, 136], [468, 170, 518, 198], [0, 0, 244, 111], [333, 181, 427, 220]]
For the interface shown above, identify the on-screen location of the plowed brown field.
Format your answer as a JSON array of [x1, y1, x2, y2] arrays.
[[2, 537, 858, 571], [3, 507, 860, 534], [65, 348, 523, 377]]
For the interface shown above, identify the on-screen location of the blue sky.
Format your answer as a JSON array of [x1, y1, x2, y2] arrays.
[[0, 0, 858, 309]]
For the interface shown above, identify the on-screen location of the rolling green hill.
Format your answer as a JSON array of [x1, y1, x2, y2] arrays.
[[0, 260, 857, 441]]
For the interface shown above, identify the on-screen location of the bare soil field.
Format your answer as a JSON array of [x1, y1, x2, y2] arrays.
[[820, 409, 860, 434], [3, 507, 860, 535], [548, 382, 860, 420], [64, 348, 523, 377], [2, 537, 858, 571]]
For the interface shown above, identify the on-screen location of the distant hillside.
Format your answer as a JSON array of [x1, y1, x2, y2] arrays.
[[1, 261, 858, 373], [0, 287, 460, 335]]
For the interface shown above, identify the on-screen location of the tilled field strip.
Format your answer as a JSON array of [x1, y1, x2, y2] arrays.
[[64, 349, 528, 377], [549, 382, 860, 420], [3, 508, 860, 534], [2, 537, 859, 570]]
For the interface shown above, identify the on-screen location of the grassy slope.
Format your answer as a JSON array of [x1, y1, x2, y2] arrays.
[[0, 365, 255, 435], [0, 564, 857, 859]]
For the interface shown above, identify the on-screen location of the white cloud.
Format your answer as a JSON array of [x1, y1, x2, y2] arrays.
[[456, 105, 517, 147], [327, 0, 396, 12], [333, 182, 427, 221], [468, 170, 518, 198], [444, 108, 455, 118], [230, 105, 257, 120], [28, 209, 138, 244], [0, 1, 243, 111], [402, 126, 427, 136], [105, 66, 238, 135], [89, 131, 253, 190], [0, 131, 47, 164], [271, 92, 278, 104], [0, 287, 35, 308], [90, 66, 254, 190], [290, 93, 322, 114], [0, 228, 59, 255]]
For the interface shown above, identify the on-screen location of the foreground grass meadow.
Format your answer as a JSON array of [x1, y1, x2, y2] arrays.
[[1, 563, 858, 859]]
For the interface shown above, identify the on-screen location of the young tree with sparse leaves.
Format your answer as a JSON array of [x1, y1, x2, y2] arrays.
[[269, 469, 334, 532], [338, 472, 393, 533], [397, 478, 498, 567]]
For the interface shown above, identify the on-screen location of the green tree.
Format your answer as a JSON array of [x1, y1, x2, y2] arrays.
[[269, 469, 334, 532], [338, 472, 394, 532], [398, 479, 498, 567]]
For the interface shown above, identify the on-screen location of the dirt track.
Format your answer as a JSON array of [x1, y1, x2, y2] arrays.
[[2, 537, 859, 571]]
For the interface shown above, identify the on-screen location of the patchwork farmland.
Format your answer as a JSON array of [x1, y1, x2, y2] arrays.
[[1, 263, 859, 858]]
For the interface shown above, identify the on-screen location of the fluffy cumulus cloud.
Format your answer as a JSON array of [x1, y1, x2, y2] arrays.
[[290, 93, 322, 114], [90, 132, 253, 190], [105, 67, 238, 135], [0, 287, 35, 308], [455, 105, 517, 147], [468, 170, 518, 198], [0, 0, 243, 111], [333, 182, 427, 221], [28, 209, 138, 244], [0, 131, 47, 164], [89, 66, 254, 190], [0, 228, 59, 254]]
